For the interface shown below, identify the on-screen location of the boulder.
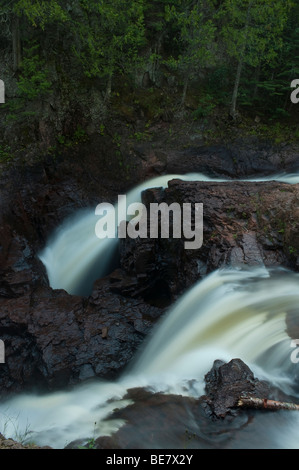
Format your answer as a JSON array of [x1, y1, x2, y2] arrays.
[[119, 180, 299, 299], [86, 359, 285, 449], [0, 277, 163, 396], [0, 139, 298, 395], [204, 359, 270, 418]]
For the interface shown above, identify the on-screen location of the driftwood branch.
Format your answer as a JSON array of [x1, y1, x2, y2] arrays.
[[237, 396, 299, 411]]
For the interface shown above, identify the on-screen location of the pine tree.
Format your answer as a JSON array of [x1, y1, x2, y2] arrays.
[[218, 0, 292, 119], [165, 0, 216, 107], [71, 0, 146, 102]]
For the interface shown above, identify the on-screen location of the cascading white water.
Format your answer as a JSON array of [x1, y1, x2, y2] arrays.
[[130, 267, 298, 386], [38, 172, 218, 295], [38, 171, 299, 296], [2, 170, 299, 448], [39, 209, 120, 296], [1, 267, 299, 449]]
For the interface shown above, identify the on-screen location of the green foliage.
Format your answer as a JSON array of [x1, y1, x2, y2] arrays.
[[165, 1, 216, 70], [218, 0, 293, 115], [192, 94, 216, 120], [219, 0, 291, 67], [17, 44, 51, 100], [206, 66, 231, 105], [244, 119, 298, 144], [78, 438, 96, 450], [256, 3, 299, 117], [0, 145, 14, 163], [289, 246, 296, 254], [164, 1, 216, 103], [57, 126, 89, 149], [14, 0, 69, 29], [72, 0, 146, 80], [0, 0, 297, 159], [77, 422, 97, 449]]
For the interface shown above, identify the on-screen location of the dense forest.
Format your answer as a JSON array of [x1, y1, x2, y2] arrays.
[[0, 0, 298, 164]]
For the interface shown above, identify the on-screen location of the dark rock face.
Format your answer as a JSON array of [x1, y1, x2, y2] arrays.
[[0, 140, 298, 396], [166, 139, 299, 177], [119, 180, 299, 300], [0, 278, 163, 396], [0, 156, 164, 396], [204, 359, 270, 419]]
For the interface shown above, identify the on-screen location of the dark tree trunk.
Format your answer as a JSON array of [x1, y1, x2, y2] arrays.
[[230, 1, 253, 119], [12, 15, 22, 72], [230, 57, 243, 119], [181, 74, 189, 108]]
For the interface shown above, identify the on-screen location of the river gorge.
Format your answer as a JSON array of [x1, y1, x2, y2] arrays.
[[0, 139, 299, 449]]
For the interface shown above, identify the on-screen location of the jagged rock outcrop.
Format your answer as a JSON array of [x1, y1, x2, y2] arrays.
[[119, 179, 299, 299], [0, 278, 163, 396], [204, 359, 270, 419], [78, 359, 288, 450], [0, 140, 298, 395], [0, 433, 51, 450]]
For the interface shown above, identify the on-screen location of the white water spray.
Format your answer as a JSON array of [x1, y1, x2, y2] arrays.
[[2, 170, 299, 448], [39, 171, 299, 296], [39, 173, 210, 295], [1, 267, 299, 449]]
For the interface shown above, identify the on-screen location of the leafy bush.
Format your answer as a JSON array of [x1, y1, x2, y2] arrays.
[[192, 94, 216, 119], [17, 44, 51, 100]]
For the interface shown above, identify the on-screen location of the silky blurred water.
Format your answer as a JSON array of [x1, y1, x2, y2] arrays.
[[3, 171, 299, 448], [39, 171, 299, 296], [1, 267, 299, 449]]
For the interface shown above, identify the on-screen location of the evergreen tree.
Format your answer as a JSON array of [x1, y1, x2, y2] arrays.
[[218, 0, 292, 119], [165, 0, 216, 106], [71, 0, 146, 102]]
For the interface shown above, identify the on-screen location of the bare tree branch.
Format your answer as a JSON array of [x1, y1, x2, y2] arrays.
[[238, 396, 299, 411]]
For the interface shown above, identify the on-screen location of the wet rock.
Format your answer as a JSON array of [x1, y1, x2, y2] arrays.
[[0, 139, 298, 395], [204, 359, 270, 419], [166, 139, 299, 178], [0, 433, 52, 449], [86, 359, 285, 450], [0, 279, 164, 396], [92, 389, 203, 450], [0, 148, 164, 395], [119, 180, 299, 299]]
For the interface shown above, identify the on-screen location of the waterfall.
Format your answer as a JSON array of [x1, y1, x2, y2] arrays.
[[38, 171, 299, 296], [1, 266, 299, 449], [39, 173, 214, 295], [2, 170, 299, 448], [130, 267, 297, 386]]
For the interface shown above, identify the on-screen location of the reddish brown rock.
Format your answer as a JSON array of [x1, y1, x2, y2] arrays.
[[0, 277, 163, 396], [0, 433, 52, 449], [120, 180, 299, 299], [0, 139, 298, 396]]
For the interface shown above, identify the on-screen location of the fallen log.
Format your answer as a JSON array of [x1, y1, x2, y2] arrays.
[[237, 396, 299, 411]]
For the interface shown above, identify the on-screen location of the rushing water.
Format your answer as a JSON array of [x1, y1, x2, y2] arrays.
[[38, 171, 299, 296], [38, 172, 218, 296], [1, 267, 299, 449], [1, 171, 299, 449]]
